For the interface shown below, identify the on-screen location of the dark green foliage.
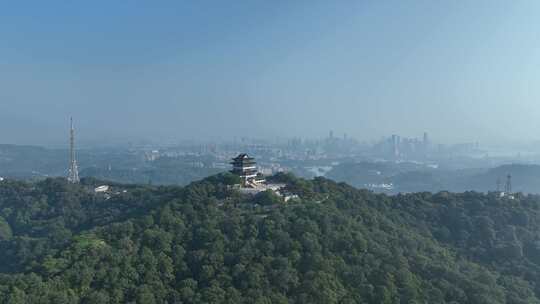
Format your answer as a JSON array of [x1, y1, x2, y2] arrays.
[[203, 172, 242, 186], [0, 217, 12, 241], [254, 190, 283, 206], [1, 175, 540, 303]]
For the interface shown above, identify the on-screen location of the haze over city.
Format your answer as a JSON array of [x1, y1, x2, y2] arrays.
[[2, 1, 540, 145], [7, 2, 540, 303]]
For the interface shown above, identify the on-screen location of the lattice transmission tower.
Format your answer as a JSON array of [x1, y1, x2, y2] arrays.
[[67, 117, 80, 184]]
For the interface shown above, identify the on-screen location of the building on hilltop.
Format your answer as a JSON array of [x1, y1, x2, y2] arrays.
[[231, 153, 265, 186], [496, 174, 515, 200], [230, 153, 296, 203]]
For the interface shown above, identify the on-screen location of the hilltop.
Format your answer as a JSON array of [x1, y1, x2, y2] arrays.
[[0, 174, 540, 303]]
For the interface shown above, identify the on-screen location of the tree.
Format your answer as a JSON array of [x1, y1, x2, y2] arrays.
[[254, 190, 282, 206]]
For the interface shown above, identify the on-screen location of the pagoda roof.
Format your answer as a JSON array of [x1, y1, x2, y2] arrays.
[[232, 153, 255, 161]]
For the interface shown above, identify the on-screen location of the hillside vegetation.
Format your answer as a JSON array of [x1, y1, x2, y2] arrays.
[[0, 174, 539, 303]]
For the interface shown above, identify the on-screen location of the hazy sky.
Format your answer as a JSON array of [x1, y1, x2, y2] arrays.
[[1, 1, 540, 145]]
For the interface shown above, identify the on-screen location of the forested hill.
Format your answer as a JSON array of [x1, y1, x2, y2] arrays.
[[1, 174, 540, 303]]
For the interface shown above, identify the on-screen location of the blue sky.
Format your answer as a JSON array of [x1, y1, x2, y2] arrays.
[[1, 1, 540, 145]]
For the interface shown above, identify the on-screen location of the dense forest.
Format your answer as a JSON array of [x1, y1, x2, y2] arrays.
[[1, 173, 540, 303]]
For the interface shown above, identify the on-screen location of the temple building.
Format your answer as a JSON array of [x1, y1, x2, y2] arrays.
[[231, 153, 265, 186], [230, 154, 294, 201]]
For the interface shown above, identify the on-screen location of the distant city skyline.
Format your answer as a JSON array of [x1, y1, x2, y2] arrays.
[[2, 1, 540, 145], [6, 126, 540, 150]]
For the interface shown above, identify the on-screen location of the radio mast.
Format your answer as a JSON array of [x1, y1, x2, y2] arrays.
[[67, 117, 80, 184], [504, 174, 512, 194]]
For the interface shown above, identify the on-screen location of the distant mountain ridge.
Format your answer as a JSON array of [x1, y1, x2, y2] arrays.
[[461, 164, 540, 193], [327, 162, 540, 194]]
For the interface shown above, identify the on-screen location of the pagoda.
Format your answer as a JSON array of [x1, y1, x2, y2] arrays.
[[231, 154, 260, 185]]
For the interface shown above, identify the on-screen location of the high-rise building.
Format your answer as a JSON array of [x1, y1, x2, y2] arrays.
[[67, 117, 80, 184], [391, 134, 400, 157]]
